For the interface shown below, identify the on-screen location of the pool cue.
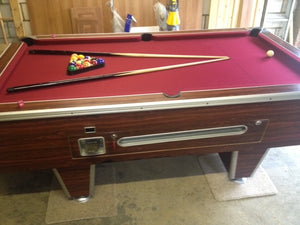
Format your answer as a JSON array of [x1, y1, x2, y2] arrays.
[[29, 49, 228, 59], [7, 57, 229, 93]]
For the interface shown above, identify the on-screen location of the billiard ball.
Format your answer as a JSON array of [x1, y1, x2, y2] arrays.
[[267, 50, 274, 57], [17, 100, 25, 108]]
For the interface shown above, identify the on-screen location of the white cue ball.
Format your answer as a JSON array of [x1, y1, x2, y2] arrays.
[[266, 50, 274, 57]]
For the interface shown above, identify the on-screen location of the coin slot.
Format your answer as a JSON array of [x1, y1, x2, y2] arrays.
[[84, 126, 96, 134], [78, 137, 106, 156]]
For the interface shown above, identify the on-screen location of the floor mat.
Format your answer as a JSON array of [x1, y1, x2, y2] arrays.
[[198, 154, 278, 201], [45, 165, 117, 224]]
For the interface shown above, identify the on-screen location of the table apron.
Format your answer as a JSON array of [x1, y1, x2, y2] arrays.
[[1, 91, 300, 122]]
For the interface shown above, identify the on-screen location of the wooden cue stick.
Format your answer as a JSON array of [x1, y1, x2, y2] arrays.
[[7, 57, 230, 93], [29, 49, 228, 59]]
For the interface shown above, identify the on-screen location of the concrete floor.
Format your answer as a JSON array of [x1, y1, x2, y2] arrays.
[[0, 146, 299, 225]]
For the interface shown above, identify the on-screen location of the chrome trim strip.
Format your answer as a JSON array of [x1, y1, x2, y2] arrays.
[[118, 125, 248, 147], [229, 151, 239, 180], [1, 91, 300, 121]]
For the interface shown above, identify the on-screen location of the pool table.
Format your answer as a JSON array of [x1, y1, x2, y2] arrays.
[[1, 28, 300, 200]]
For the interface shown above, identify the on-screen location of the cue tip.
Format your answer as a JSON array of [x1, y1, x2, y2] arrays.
[[223, 56, 230, 60]]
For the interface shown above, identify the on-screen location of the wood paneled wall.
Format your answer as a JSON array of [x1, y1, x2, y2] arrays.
[[208, 0, 265, 29], [179, 0, 203, 30], [27, 0, 264, 35], [113, 0, 203, 31], [10, 0, 25, 38], [27, 0, 113, 34], [27, 0, 203, 35], [113, 0, 158, 27]]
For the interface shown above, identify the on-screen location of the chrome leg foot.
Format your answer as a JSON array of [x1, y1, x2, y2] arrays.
[[76, 196, 91, 203], [232, 177, 248, 184]]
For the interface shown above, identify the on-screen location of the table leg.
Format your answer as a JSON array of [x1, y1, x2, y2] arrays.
[[219, 144, 269, 179], [53, 164, 95, 201]]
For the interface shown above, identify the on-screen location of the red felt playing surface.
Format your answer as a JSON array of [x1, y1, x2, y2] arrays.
[[1, 31, 300, 103]]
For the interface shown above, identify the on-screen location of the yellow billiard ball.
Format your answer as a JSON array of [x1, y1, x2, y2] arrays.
[[267, 50, 274, 57]]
